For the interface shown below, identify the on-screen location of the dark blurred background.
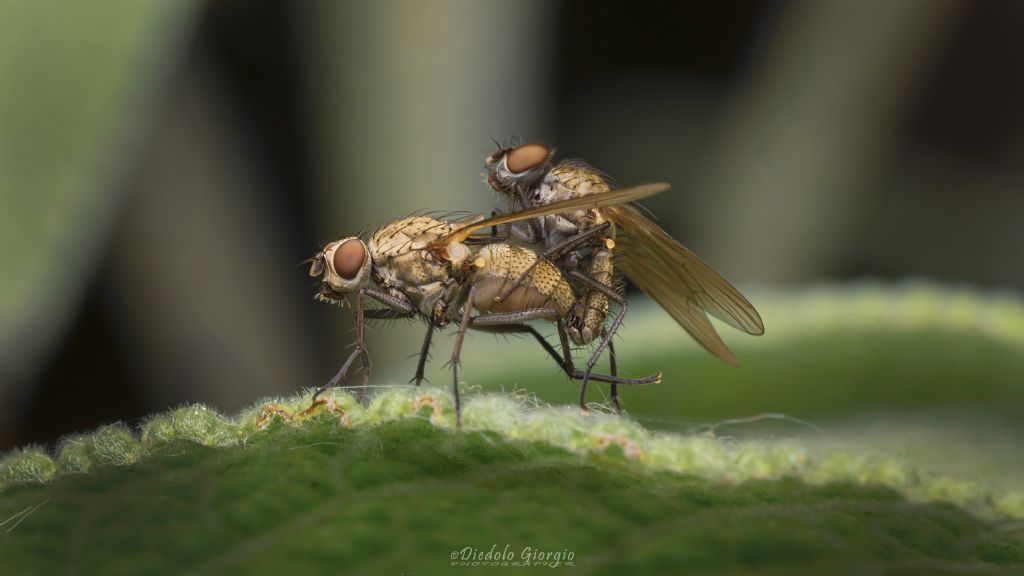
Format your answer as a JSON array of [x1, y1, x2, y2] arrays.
[[2, 0, 1023, 452]]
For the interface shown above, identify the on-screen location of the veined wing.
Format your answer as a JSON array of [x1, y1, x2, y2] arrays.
[[615, 241, 739, 365], [611, 206, 763, 364], [440, 182, 670, 245]]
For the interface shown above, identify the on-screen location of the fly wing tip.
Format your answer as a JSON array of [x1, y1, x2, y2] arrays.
[[751, 314, 766, 335]]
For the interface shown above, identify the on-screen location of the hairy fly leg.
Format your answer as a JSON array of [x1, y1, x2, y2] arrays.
[[313, 288, 416, 403], [313, 290, 369, 403], [568, 271, 646, 410], [448, 284, 478, 428], [607, 334, 620, 413], [411, 323, 435, 386], [471, 320, 653, 388]]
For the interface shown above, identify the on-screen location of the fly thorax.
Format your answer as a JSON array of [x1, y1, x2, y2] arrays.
[[383, 252, 452, 307], [534, 176, 563, 204], [372, 264, 400, 290], [369, 216, 454, 259], [549, 163, 612, 197]]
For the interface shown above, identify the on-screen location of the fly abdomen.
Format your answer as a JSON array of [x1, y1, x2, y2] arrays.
[[570, 246, 614, 345], [470, 244, 574, 318]]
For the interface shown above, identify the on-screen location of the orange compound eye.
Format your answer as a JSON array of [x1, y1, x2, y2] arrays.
[[333, 239, 365, 279], [506, 143, 549, 174]]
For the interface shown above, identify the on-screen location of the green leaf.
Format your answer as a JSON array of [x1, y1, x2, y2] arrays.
[[3, 285, 1024, 574], [0, 385, 1021, 574]]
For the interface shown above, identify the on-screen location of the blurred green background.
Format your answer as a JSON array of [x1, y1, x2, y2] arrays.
[[2, 0, 1023, 464]]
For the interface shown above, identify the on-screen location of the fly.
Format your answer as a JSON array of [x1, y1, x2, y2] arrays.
[[484, 142, 765, 390], [310, 183, 669, 427]]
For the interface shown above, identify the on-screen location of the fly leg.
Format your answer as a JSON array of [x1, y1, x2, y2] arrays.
[[470, 313, 657, 385], [489, 208, 502, 241], [487, 206, 534, 245], [314, 288, 415, 403], [363, 309, 415, 320], [494, 222, 612, 304], [566, 320, 621, 413], [444, 292, 587, 428], [313, 290, 369, 403], [568, 271, 638, 410], [557, 320, 574, 373], [363, 287, 417, 312], [448, 284, 478, 428], [557, 319, 656, 393], [606, 333, 621, 414], [410, 323, 435, 386], [513, 188, 546, 246], [358, 308, 431, 386], [470, 323, 567, 370], [361, 309, 434, 387]]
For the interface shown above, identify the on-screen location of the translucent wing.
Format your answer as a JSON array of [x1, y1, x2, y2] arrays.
[[610, 206, 764, 365], [614, 239, 739, 365], [441, 183, 670, 245]]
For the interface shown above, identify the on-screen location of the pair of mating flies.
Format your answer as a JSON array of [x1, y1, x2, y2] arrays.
[[309, 142, 764, 426]]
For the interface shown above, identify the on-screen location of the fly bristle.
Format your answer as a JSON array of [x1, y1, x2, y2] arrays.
[[315, 290, 349, 308]]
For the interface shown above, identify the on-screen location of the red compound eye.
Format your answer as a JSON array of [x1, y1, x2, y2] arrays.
[[506, 143, 549, 174], [333, 239, 365, 279]]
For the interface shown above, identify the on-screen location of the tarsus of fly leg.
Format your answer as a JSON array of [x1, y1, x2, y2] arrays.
[[314, 290, 370, 403], [511, 187, 546, 247], [314, 288, 415, 403]]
